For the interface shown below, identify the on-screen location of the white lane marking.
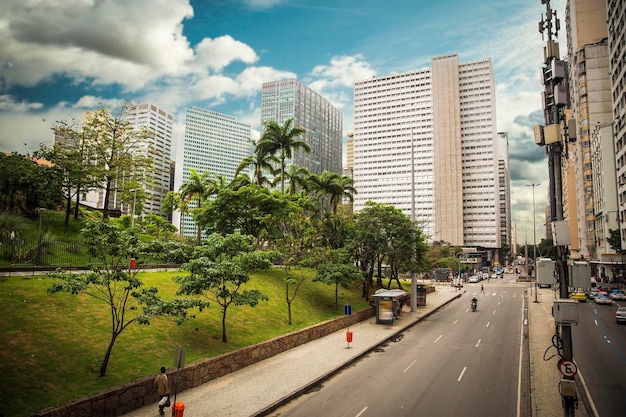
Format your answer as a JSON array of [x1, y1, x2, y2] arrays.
[[458, 366, 467, 381], [517, 296, 525, 417], [486, 322, 490, 328], [475, 338, 481, 348], [355, 407, 368, 417], [498, 301, 501, 306], [453, 319, 458, 325], [434, 335, 443, 343], [403, 360, 417, 373], [493, 310, 497, 315]]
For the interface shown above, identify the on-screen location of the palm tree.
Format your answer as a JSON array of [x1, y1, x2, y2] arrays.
[[235, 141, 279, 186], [331, 175, 357, 215], [308, 172, 358, 216], [256, 118, 309, 195], [308, 171, 342, 217], [179, 169, 214, 245], [282, 165, 310, 198]]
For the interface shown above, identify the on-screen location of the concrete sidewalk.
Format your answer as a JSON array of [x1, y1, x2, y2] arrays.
[[122, 282, 589, 417]]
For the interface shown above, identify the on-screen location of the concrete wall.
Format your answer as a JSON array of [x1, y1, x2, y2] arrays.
[[29, 307, 376, 417]]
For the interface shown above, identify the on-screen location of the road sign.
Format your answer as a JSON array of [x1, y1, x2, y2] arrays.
[[558, 359, 577, 377], [344, 304, 352, 315]]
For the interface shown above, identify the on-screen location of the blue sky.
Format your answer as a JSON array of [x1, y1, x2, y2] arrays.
[[0, 0, 566, 245]]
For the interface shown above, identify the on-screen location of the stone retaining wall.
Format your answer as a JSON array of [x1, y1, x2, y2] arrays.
[[29, 307, 376, 417]]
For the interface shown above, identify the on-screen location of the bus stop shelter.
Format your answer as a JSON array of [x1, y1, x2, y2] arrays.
[[373, 289, 408, 324]]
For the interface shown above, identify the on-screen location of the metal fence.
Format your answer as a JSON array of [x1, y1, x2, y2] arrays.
[[0, 236, 92, 269]]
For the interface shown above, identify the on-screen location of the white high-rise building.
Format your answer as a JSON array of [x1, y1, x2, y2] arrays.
[[173, 107, 251, 237], [261, 79, 343, 176], [126, 103, 174, 217], [353, 54, 502, 249]]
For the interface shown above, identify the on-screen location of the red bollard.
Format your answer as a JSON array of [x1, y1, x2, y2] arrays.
[[346, 331, 353, 343], [172, 402, 185, 417], [130, 258, 136, 269]]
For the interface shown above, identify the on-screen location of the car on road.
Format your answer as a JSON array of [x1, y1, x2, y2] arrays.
[[610, 289, 626, 301], [468, 275, 479, 283], [594, 292, 612, 305], [616, 307, 626, 324], [569, 290, 587, 302], [490, 273, 497, 279], [587, 290, 598, 300]]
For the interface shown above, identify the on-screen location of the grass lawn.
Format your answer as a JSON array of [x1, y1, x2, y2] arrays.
[[0, 268, 370, 417]]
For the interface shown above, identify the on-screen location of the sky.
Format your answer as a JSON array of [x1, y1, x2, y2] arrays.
[[0, 0, 566, 247]]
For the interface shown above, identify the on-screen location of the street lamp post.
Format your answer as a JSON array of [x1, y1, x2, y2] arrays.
[[130, 188, 140, 228], [528, 183, 540, 303], [36, 208, 46, 265]]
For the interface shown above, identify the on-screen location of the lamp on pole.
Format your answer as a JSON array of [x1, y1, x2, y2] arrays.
[[36, 208, 46, 265], [528, 183, 540, 302], [130, 188, 140, 228]]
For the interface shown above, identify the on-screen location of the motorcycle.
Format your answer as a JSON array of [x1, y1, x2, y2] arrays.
[[471, 300, 477, 312]]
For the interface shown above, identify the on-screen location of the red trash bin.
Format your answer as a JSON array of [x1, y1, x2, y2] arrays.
[[172, 402, 185, 417], [346, 331, 353, 343]]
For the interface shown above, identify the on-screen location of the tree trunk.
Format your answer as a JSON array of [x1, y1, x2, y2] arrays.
[[99, 333, 118, 377], [64, 194, 72, 226], [221, 311, 228, 343], [74, 185, 81, 219]]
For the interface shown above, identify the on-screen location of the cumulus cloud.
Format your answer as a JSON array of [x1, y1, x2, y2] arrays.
[[193, 36, 259, 73]]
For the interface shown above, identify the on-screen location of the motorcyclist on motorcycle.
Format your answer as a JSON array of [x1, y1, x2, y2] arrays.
[[471, 297, 478, 311]]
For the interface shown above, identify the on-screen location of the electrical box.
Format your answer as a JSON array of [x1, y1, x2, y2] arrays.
[[569, 262, 591, 289], [559, 379, 577, 397], [534, 125, 545, 145], [544, 123, 562, 144], [536, 258, 556, 285], [552, 220, 571, 245], [553, 299, 578, 325]]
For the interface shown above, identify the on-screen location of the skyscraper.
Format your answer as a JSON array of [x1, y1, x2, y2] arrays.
[[353, 54, 503, 250], [565, 0, 612, 259], [173, 107, 251, 237], [261, 79, 343, 176], [126, 103, 174, 217]]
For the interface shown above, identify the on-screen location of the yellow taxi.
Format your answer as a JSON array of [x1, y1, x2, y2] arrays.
[[569, 290, 587, 302]]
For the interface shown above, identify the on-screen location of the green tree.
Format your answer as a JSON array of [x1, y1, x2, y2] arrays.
[[0, 153, 63, 217], [196, 184, 293, 244], [272, 211, 319, 324], [348, 202, 428, 298], [282, 164, 310, 198], [608, 229, 624, 254], [179, 169, 214, 245], [84, 101, 154, 219], [256, 118, 309, 195], [47, 220, 205, 377], [313, 248, 361, 308], [175, 232, 275, 342], [235, 141, 279, 186], [36, 123, 100, 225]]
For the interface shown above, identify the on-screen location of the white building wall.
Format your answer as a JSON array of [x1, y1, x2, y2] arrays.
[[353, 54, 501, 249], [126, 103, 174, 217], [173, 108, 251, 237]]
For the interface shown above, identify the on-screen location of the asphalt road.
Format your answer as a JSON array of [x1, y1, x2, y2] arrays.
[[572, 297, 626, 417], [270, 278, 527, 417]]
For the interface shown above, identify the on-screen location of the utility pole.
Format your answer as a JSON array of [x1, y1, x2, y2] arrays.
[[528, 183, 540, 302], [537, 1, 575, 415]]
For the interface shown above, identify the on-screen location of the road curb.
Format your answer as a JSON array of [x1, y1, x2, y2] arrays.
[[253, 292, 462, 417]]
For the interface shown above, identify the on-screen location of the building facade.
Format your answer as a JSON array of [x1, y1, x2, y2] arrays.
[[261, 79, 343, 176], [126, 103, 174, 217], [173, 107, 251, 237], [610, 0, 626, 254], [353, 54, 503, 250], [565, 0, 612, 258]]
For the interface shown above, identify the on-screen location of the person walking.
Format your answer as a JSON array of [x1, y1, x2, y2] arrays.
[[154, 366, 169, 416], [481, 284, 485, 294]]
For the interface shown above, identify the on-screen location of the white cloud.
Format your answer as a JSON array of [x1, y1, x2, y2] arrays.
[[193, 36, 259, 73]]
